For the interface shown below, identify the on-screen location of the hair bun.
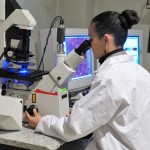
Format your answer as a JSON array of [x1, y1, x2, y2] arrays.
[[119, 10, 139, 29]]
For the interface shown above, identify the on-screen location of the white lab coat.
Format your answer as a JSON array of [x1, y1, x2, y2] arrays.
[[35, 54, 150, 150]]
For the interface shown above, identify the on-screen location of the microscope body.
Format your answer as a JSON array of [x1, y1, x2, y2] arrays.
[[25, 45, 89, 118], [0, 0, 36, 130]]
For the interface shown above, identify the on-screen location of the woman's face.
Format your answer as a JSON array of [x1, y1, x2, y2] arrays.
[[88, 24, 106, 59]]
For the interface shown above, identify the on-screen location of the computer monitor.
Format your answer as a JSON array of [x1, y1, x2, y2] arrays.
[[37, 28, 95, 92], [123, 29, 143, 65], [123, 36, 140, 64]]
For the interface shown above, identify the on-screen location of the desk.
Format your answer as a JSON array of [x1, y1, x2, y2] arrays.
[[0, 126, 64, 150]]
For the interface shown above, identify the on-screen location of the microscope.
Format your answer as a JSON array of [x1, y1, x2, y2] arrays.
[[0, 0, 91, 130], [0, 0, 45, 130]]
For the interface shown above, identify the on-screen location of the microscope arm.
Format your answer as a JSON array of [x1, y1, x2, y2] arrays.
[[48, 40, 90, 88], [0, 9, 36, 31], [0, 9, 36, 57]]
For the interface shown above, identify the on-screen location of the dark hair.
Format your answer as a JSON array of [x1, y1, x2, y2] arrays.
[[91, 10, 139, 46]]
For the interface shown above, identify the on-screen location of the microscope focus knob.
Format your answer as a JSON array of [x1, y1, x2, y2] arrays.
[[1, 84, 7, 95], [1, 89, 6, 96], [57, 76, 61, 80], [7, 51, 13, 57], [2, 84, 7, 89], [26, 105, 38, 116]]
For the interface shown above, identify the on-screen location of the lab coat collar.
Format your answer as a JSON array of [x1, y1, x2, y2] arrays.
[[94, 54, 134, 75], [99, 48, 125, 64], [100, 54, 134, 69]]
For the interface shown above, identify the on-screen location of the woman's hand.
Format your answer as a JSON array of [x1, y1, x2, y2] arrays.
[[66, 108, 72, 117], [25, 109, 41, 129]]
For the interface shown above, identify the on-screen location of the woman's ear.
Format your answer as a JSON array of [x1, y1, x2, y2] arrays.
[[104, 34, 111, 44], [103, 34, 112, 53], [104, 34, 118, 52]]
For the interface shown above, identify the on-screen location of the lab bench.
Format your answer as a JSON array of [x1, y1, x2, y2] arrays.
[[0, 126, 64, 150]]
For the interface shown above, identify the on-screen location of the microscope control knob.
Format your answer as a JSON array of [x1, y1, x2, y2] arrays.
[[1, 90, 6, 95], [57, 76, 61, 80], [7, 51, 13, 57], [26, 105, 38, 116], [1, 84, 7, 95], [2, 84, 7, 89]]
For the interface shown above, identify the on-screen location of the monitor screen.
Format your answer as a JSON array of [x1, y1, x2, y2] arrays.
[[65, 35, 93, 81], [123, 36, 140, 64]]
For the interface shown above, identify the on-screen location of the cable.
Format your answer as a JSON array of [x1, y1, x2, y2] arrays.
[[0, 52, 4, 62], [37, 16, 63, 71]]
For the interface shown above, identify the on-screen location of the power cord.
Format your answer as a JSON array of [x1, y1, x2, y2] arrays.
[[37, 16, 63, 71]]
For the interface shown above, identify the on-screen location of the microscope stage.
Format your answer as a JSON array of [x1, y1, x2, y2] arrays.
[[0, 68, 49, 83]]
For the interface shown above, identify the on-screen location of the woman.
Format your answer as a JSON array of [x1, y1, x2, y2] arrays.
[[25, 10, 150, 150]]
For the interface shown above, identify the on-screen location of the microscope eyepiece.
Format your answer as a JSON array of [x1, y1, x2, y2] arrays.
[[75, 40, 91, 56], [88, 39, 93, 46]]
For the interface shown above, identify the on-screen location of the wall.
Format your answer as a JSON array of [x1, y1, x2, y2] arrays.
[[58, 0, 95, 28], [94, 0, 150, 24]]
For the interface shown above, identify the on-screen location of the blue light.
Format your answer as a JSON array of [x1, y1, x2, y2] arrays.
[[9, 68, 15, 73], [18, 68, 29, 75], [2, 59, 10, 68], [14, 79, 19, 83]]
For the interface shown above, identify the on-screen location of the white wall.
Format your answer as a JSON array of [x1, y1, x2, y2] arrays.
[[58, 0, 95, 28], [94, 0, 150, 24]]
